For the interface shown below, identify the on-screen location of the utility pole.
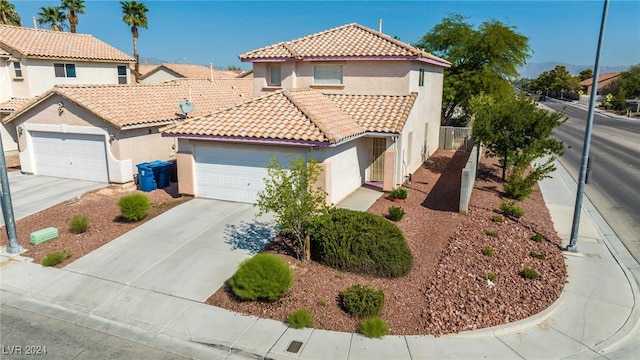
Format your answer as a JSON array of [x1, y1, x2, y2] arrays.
[[567, 0, 609, 252], [0, 135, 22, 254]]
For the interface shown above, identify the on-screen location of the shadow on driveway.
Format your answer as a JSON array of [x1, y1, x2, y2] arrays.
[[224, 220, 279, 255]]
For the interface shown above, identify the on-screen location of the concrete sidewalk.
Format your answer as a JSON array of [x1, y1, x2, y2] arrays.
[[1, 161, 639, 359]]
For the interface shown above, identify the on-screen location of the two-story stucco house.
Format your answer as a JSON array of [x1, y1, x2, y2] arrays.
[[162, 23, 450, 204], [0, 24, 135, 161]]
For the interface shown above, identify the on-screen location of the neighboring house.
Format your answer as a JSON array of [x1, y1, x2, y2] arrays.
[[580, 72, 621, 95], [162, 23, 450, 205], [0, 24, 135, 156], [3, 79, 253, 183], [140, 63, 242, 83]]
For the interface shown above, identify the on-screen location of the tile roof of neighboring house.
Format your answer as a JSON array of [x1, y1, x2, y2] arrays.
[[3, 78, 254, 129], [0, 24, 134, 63], [237, 69, 253, 78], [135, 64, 159, 77], [162, 88, 417, 146], [0, 98, 33, 113], [239, 23, 450, 67], [141, 63, 241, 81], [579, 72, 622, 86]]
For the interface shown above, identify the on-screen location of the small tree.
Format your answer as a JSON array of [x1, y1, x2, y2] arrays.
[[256, 155, 327, 261], [471, 93, 565, 189]]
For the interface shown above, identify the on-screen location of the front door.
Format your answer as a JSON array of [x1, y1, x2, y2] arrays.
[[370, 138, 386, 182]]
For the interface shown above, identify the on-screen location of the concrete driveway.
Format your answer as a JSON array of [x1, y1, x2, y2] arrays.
[[1, 172, 107, 227], [64, 199, 277, 302]]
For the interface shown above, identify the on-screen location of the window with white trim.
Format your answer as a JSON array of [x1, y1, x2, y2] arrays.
[[117, 65, 127, 84], [268, 64, 281, 86], [313, 64, 343, 85], [54, 63, 76, 78], [13, 62, 22, 78]]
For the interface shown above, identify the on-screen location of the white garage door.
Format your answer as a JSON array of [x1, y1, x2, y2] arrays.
[[32, 132, 109, 182], [195, 146, 290, 203]]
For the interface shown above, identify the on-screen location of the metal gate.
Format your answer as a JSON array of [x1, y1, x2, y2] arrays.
[[439, 126, 473, 151]]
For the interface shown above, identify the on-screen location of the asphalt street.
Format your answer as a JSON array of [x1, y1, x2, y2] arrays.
[[545, 99, 640, 261]]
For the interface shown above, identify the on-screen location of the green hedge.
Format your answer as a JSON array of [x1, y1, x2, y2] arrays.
[[342, 284, 384, 318], [309, 208, 413, 278]]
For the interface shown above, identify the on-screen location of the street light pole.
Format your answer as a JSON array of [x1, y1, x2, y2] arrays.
[[567, 0, 609, 252], [0, 135, 23, 254]]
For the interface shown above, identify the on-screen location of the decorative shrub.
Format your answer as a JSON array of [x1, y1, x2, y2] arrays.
[[530, 251, 546, 260], [531, 233, 545, 242], [491, 215, 504, 223], [117, 193, 151, 222], [342, 284, 385, 318], [287, 308, 313, 329], [317, 299, 328, 307], [68, 214, 90, 234], [227, 253, 293, 301], [484, 272, 497, 282], [359, 317, 389, 338], [504, 174, 535, 201], [485, 230, 499, 237], [520, 267, 539, 279], [387, 206, 405, 221], [500, 200, 524, 218], [389, 188, 408, 200], [481, 246, 494, 257], [41, 250, 72, 266], [309, 208, 413, 278]]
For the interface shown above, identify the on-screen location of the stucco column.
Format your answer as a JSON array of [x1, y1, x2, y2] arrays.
[[176, 152, 195, 196], [314, 159, 332, 206], [383, 148, 396, 192]]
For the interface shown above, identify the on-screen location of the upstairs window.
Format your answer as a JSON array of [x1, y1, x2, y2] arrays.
[[13, 62, 22, 78], [54, 63, 76, 78], [419, 68, 425, 87], [314, 65, 343, 85], [117, 65, 127, 84], [268, 64, 281, 86]]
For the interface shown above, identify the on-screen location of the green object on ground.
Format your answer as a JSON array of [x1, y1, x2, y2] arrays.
[[29, 227, 59, 245]]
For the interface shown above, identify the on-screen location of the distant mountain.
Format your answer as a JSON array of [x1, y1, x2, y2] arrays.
[[518, 62, 631, 79]]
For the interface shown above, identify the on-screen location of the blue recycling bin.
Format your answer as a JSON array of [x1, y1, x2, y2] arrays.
[[147, 160, 172, 189], [136, 164, 157, 192]]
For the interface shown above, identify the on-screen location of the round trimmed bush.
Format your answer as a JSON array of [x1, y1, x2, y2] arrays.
[[359, 317, 388, 338], [117, 193, 151, 222], [287, 308, 313, 329], [342, 284, 384, 318], [309, 208, 413, 278], [227, 253, 293, 301], [69, 214, 90, 234]]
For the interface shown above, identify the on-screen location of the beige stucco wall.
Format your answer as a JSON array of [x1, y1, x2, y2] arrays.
[[12, 59, 130, 98], [117, 128, 177, 172], [141, 69, 180, 84], [253, 60, 412, 96], [1, 59, 12, 102]]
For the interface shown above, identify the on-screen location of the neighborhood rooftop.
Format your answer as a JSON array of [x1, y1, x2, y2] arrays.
[[239, 23, 451, 67], [162, 88, 417, 145], [141, 63, 242, 80], [3, 79, 253, 129], [0, 24, 134, 62]]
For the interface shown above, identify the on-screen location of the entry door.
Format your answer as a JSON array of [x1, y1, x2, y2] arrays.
[[370, 138, 386, 182]]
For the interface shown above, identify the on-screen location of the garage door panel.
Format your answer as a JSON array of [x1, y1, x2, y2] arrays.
[[32, 132, 108, 183], [194, 146, 293, 203]]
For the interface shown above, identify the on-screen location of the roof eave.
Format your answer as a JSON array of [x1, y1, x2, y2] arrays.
[[161, 133, 333, 147], [241, 56, 450, 67]]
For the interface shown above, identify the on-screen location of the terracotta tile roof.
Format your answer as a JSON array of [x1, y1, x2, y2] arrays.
[[141, 63, 241, 80], [0, 24, 134, 62], [326, 93, 417, 133], [162, 88, 417, 145], [239, 23, 450, 67], [0, 47, 9, 56], [579, 72, 622, 86], [135, 64, 159, 77], [3, 78, 254, 129], [0, 98, 33, 113]]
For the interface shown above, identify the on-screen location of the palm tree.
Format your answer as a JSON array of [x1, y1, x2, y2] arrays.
[[0, 0, 22, 26], [120, 0, 148, 83], [61, 0, 85, 33], [37, 5, 67, 31]]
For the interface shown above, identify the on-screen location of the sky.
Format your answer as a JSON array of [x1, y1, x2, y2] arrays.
[[10, 0, 640, 71]]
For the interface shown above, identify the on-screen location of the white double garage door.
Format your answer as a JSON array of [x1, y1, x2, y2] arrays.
[[194, 146, 301, 204], [31, 132, 109, 183]]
